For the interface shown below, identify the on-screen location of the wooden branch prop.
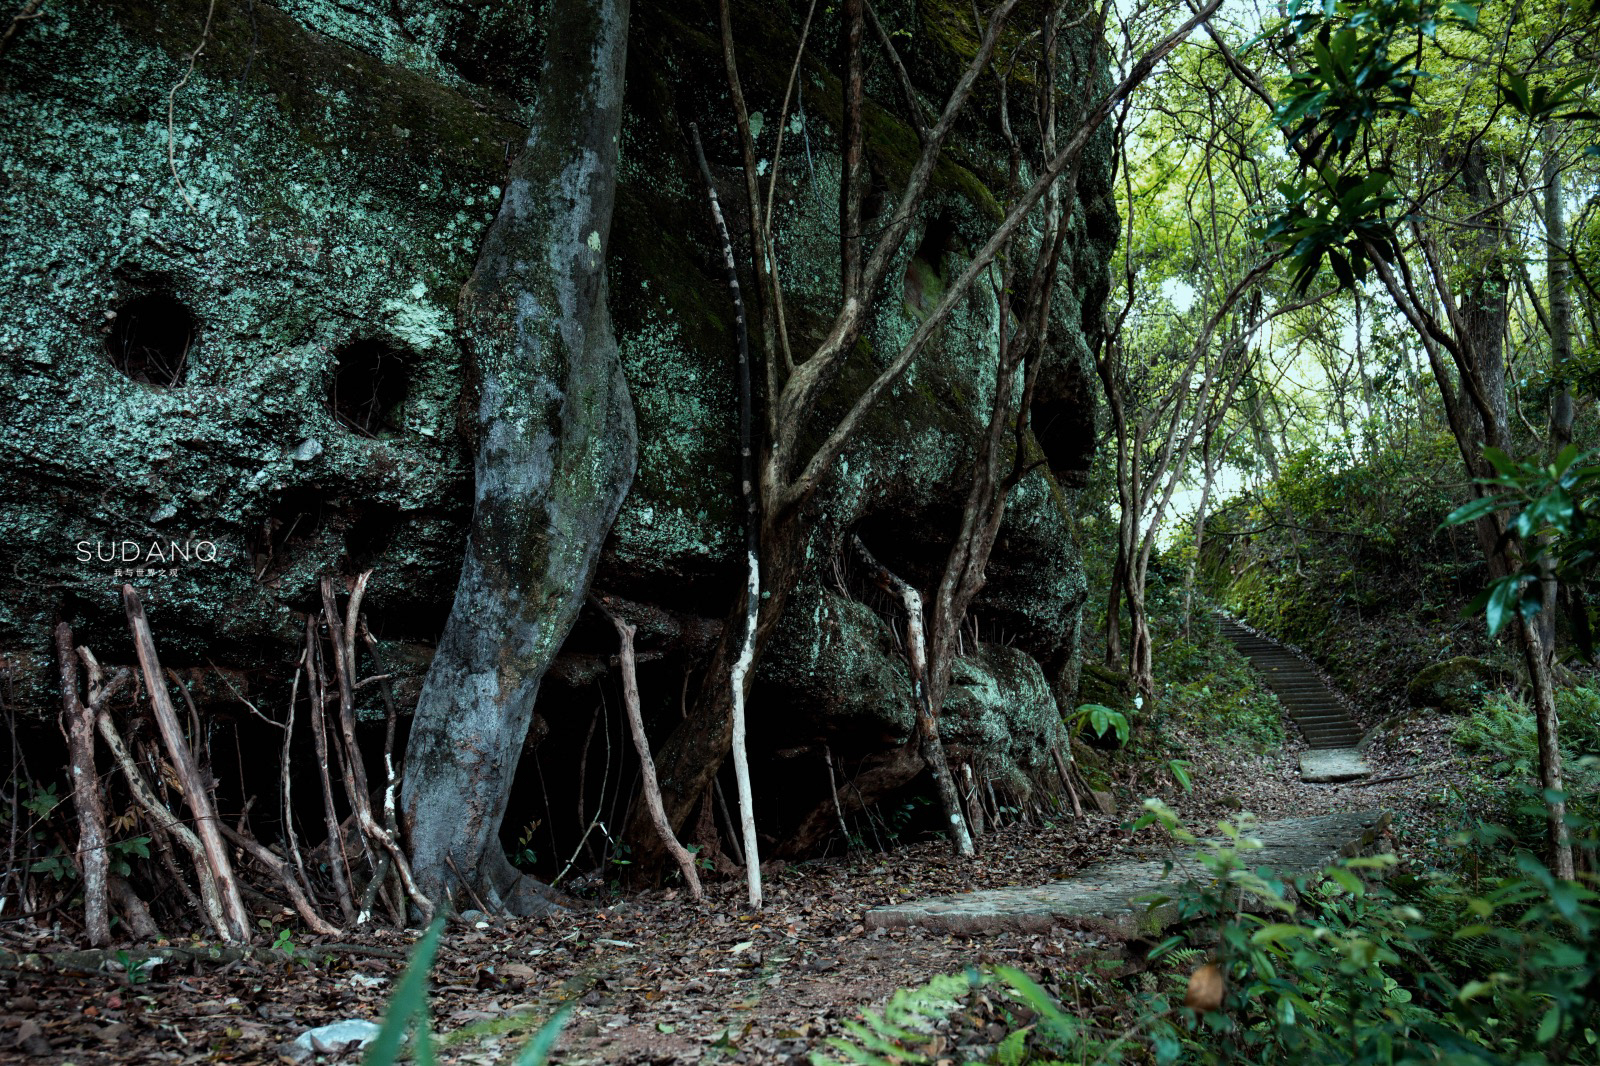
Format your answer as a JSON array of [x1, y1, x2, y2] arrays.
[[852, 536, 975, 855], [824, 743, 852, 848], [55, 625, 117, 946], [303, 618, 356, 924], [319, 576, 376, 870], [713, 777, 745, 868], [319, 575, 433, 924], [593, 597, 703, 899], [691, 121, 764, 910], [444, 854, 496, 916], [1050, 742, 1084, 819], [208, 657, 316, 904], [961, 763, 986, 838], [219, 825, 338, 936], [357, 620, 408, 911], [279, 649, 315, 912], [121, 585, 251, 942], [94, 707, 231, 939], [108, 876, 161, 940]]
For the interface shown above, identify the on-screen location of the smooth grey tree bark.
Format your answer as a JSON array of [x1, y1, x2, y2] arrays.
[[400, 0, 636, 915]]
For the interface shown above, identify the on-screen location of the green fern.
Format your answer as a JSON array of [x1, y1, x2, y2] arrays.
[[1162, 946, 1205, 971], [811, 972, 976, 1065], [364, 918, 568, 1066]]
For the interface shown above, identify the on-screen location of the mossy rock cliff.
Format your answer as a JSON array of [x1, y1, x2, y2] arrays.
[[1, 0, 1111, 844]]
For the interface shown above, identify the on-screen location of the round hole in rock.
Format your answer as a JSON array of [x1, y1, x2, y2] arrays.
[[105, 292, 197, 386], [328, 340, 411, 436]]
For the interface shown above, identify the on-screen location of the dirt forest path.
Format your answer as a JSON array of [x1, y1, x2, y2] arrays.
[[2, 624, 1461, 1066]]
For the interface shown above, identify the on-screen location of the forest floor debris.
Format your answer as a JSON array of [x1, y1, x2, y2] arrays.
[[0, 716, 1466, 1065]]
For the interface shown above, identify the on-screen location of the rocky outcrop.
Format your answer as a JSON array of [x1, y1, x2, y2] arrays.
[[1, 0, 1111, 854], [1407, 657, 1497, 715]]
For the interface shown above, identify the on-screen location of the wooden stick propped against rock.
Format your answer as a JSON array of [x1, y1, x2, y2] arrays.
[[121, 585, 251, 942]]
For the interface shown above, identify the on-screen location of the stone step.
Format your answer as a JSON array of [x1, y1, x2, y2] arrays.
[[1300, 749, 1372, 781]]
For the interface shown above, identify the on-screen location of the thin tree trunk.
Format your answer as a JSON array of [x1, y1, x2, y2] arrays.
[[690, 120, 764, 908], [1181, 437, 1216, 638], [400, 0, 636, 914], [1541, 125, 1574, 649], [1520, 615, 1574, 879], [56, 625, 114, 947], [853, 537, 973, 856]]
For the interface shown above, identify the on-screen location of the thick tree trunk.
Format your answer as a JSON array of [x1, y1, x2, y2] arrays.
[[400, 0, 636, 915]]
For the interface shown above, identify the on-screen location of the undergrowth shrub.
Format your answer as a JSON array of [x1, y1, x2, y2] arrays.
[[1452, 690, 1600, 838], [1139, 610, 1286, 757], [364, 918, 567, 1065], [816, 802, 1600, 1066]]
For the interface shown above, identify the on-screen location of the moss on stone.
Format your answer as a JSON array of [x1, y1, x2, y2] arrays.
[[1, 0, 1111, 766], [1407, 656, 1497, 715]]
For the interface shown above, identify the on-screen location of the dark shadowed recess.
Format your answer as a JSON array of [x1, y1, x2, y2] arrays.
[[328, 339, 412, 436], [104, 292, 197, 387]]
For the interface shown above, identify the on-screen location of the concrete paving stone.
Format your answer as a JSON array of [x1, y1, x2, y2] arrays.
[[865, 810, 1388, 937], [1299, 748, 1372, 782]]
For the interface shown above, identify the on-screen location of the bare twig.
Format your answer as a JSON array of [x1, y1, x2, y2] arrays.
[[865, 0, 929, 139], [95, 707, 231, 939], [319, 575, 432, 923], [592, 596, 703, 900], [0, 0, 44, 57], [122, 585, 250, 942], [304, 617, 356, 924], [220, 825, 338, 935], [55, 625, 119, 946], [823, 743, 852, 848]]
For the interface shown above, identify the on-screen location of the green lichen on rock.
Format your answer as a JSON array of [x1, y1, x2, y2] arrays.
[[1, 0, 508, 711], [1407, 656, 1497, 715], [942, 644, 1062, 792], [760, 584, 918, 743], [1, 0, 1113, 818], [1078, 661, 1133, 712]]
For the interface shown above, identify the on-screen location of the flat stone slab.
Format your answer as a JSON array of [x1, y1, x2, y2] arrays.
[[866, 809, 1388, 937], [1299, 748, 1371, 783]]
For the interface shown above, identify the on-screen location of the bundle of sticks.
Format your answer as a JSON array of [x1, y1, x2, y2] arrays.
[[55, 573, 431, 946]]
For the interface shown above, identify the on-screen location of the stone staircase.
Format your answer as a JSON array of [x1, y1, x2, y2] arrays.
[[1217, 616, 1369, 782]]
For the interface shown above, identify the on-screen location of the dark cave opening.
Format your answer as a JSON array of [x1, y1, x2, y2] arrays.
[[247, 487, 329, 578], [328, 339, 412, 436], [104, 292, 197, 387]]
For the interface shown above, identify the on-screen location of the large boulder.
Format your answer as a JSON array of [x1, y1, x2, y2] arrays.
[[1407, 657, 1497, 715], [1, 0, 1112, 854]]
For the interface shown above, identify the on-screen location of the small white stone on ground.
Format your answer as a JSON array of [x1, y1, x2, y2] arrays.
[[281, 1019, 384, 1062]]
